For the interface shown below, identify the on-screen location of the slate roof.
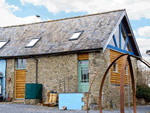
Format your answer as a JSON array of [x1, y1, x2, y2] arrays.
[[0, 9, 125, 57]]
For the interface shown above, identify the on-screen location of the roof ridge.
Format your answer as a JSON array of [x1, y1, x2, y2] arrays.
[[3, 9, 125, 28]]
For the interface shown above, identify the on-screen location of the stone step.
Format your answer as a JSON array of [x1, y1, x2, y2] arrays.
[[13, 99, 24, 104]]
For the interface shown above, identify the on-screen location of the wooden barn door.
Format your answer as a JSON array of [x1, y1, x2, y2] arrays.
[[15, 70, 26, 98], [15, 59, 26, 99]]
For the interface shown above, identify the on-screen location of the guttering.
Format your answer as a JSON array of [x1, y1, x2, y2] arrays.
[[0, 47, 103, 59]]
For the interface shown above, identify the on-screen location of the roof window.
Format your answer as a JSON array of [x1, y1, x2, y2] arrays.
[[69, 31, 83, 41], [0, 39, 9, 49], [26, 38, 40, 48]]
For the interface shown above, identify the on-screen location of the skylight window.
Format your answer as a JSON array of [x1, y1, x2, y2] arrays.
[[0, 39, 9, 49], [69, 31, 83, 41], [26, 38, 40, 47], [0, 42, 7, 48]]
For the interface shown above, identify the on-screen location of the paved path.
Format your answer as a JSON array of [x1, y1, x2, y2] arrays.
[[0, 103, 150, 113]]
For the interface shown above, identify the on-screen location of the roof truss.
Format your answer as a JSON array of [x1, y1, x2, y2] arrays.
[[105, 12, 141, 57]]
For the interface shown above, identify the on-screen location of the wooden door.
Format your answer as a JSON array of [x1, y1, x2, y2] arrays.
[[15, 70, 26, 98], [78, 60, 89, 92]]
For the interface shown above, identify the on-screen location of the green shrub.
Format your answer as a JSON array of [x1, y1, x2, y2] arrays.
[[136, 83, 150, 102]]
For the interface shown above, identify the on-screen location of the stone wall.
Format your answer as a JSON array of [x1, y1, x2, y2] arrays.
[[6, 59, 15, 100], [82, 93, 91, 110], [88, 49, 138, 109], [5, 49, 138, 109], [26, 54, 78, 102], [88, 49, 110, 109], [26, 58, 36, 83]]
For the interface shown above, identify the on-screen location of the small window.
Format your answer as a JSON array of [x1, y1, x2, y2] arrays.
[[26, 38, 40, 47], [17, 59, 26, 69], [113, 63, 117, 72], [69, 31, 83, 41], [0, 42, 6, 48], [125, 65, 128, 75], [0, 39, 9, 49], [80, 60, 89, 65]]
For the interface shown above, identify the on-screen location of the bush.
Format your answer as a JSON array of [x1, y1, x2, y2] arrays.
[[136, 83, 150, 102]]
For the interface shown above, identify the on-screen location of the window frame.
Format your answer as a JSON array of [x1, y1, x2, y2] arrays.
[[69, 31, 84, 41], [125, 65, 128, 75], [25, 37, 41, 48], [113, 62, 118, 73], [0, 79, 1, 94], [16, 59, 26, 70], [78, 59, 89, 92], [0, 39, 10, 49]]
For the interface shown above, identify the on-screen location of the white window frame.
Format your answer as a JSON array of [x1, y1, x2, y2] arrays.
[[0, 39, 10, 49], [16, 59, 26, 69], [25, 38, 41, 48], [125, 65, 128, 75], [69, 31, 83, 41], [113, 62, 118, 73]]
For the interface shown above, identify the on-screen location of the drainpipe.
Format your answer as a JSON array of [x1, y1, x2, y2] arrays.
[[31, 57, 38, 84]]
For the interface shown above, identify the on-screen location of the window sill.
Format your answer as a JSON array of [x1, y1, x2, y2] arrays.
[[113, 71, 118, 73], [111, 83, 130, 87], [16, 68, 26, 70]]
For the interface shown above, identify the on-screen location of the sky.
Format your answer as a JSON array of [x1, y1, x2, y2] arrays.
[[1, 0, 150, 64]]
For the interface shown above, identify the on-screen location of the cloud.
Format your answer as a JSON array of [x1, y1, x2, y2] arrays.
[[137, 26, 150, 37], [136, 38, 150, 62], [0, 0, 42, 27], [1, 0, 150, 64], [20, 0, 150, 20]]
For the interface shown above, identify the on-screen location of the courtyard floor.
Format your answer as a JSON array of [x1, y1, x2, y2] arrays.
[[0, 103, 150, 113]]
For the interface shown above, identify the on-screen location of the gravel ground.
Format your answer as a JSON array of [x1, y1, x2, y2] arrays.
[[0, 103, 150, 113]]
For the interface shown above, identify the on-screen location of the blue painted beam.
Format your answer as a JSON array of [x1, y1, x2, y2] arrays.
[[128, 38, 135, 53], [107, 44, 135, 56], [124, 37, 129, 50], [122, 21, 135, 54], [122, 21, 128, 35], [119, 24, 122, 49], [113, 35, 118, 48]]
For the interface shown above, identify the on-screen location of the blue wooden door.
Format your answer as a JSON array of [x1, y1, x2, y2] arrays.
[[78, 60, 89, 92], [0, 60, 6, 98], [0, 78, 2, 94]]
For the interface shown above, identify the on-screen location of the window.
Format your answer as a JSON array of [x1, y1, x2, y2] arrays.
[[26, 38, 40, 47], [81, 67, 89, 83], [0, 39, 9, 49], [78, 60, 89, 92], [125, 65, 128, 75], [0, 42, 6, 48], [79, 60, 89, 65], [113, 63, 117, 72], [69, 31, 83, 41], [16, 59, 26, 69]]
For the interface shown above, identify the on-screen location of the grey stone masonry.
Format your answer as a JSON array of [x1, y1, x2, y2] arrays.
[[6, 59, 15, 100], [5, 49, 138, 110]]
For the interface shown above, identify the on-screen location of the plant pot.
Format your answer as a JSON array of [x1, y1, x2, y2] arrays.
[[7, 78, 11, 81]]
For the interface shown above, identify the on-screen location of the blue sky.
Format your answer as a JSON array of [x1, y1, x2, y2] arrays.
[[1, 0, 150, 62], [6, 0, 87, 20]]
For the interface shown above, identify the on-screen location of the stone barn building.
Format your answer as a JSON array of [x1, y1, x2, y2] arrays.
[[0, 9, 141, 110]]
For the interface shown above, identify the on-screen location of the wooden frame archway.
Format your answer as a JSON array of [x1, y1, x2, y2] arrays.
[[86, 53, 150, 113]]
